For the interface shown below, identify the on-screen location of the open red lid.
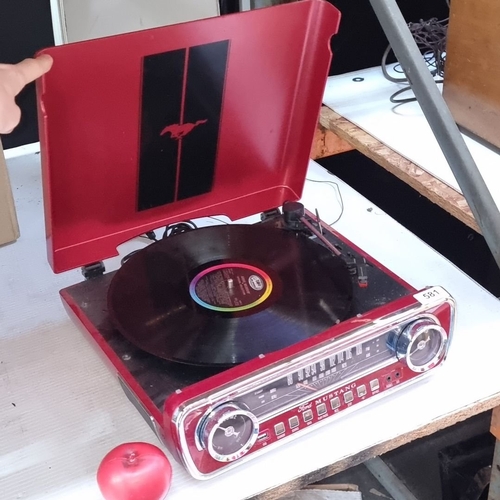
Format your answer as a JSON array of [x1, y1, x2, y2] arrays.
[[37, 0, 341, 273]]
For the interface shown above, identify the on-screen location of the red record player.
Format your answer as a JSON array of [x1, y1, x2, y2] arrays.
[[37, 0, 455, 480]]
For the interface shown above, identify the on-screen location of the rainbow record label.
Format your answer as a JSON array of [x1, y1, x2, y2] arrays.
[[190, 263, 273, 312]]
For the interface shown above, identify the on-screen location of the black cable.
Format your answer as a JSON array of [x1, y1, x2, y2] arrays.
[[139, 230, 158, 242], [121, 231, 158, 265], [121, 249, 142, 266], [381, 44, 408, 84], [162, 220, 198, 239], [120, 220, 198, 266], [121, 222, 197, 266], [381, 16, 448, 105]]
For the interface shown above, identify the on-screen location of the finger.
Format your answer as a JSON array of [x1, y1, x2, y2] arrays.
[[12, 55, 53, 93], [0, 102, 22, 134]]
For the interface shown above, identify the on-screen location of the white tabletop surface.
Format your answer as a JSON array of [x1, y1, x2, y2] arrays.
[[1, 154, 500, 500], [322, 66, 500, 211]]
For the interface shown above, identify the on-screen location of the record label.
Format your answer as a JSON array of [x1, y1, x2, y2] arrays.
[[189, 263, 273, 312]]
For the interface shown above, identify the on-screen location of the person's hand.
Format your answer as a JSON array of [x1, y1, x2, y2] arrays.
[[0, 54, 53, 134]]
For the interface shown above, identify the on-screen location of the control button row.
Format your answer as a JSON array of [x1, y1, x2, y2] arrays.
[[330, 380, 379, 411], [273, 404, 325, 437], [303, 409, 313, 422], [273, 379, 381, 437], [274, 422, 285, 436]]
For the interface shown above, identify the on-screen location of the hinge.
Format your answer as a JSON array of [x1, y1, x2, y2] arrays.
[[81, 261, 105, 280], [260, 208, 281, 222]]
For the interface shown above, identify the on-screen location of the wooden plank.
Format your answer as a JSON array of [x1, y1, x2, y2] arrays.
[[251, 396, 500, 499], [311, 120, 353, 159], [488, 439, 500, 500], [443, 0, 500, 151], [490, 409, 500, 500], [491, 406, 500, 440], [302, 484, 358, 492], [318, 106, 479, 234]]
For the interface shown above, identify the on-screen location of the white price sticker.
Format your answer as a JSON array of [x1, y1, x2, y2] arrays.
[[414, 286, 445, 304]]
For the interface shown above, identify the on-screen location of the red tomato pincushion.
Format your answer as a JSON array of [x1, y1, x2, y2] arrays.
[[97, 442, 172, 500]]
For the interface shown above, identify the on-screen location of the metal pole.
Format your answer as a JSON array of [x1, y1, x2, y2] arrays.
[[365, 457, 420, 500], [368, 0, 500, 271]]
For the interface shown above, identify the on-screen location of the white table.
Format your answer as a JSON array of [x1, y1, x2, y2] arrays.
[[317, 66, 500, 234], [1, 154, 500, 499]]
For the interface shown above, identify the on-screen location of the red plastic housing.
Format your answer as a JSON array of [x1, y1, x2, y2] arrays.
[[36, 1, 341, 273]]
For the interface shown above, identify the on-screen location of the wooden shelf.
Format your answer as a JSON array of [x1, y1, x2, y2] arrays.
[[317, 105, 478, 233]]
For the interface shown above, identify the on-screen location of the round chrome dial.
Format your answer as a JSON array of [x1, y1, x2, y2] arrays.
[[197, 402, 259, 462], [391, 318, 448, 372]]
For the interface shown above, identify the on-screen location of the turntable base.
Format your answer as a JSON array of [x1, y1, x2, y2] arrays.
[[59, 192, 460, 480], [62, 212, 411, 421]]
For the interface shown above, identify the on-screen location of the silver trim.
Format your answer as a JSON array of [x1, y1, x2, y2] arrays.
[[398, 319, 448, 373], [198, 403, 260, 462], [255, 352, 396, 424], [172, 287, 455, 479]]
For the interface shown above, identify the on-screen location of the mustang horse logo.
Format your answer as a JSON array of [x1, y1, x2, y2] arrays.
[[160, 119, 208, 140]]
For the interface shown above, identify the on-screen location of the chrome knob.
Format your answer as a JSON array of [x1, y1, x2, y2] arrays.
[[197, 402, 259, 462], [389, 318, 447, 373]]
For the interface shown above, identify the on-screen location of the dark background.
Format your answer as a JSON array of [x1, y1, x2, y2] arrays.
[[0, 0, 54, 149], [328, 0, 449, 74], [0, 0, 448, 149]]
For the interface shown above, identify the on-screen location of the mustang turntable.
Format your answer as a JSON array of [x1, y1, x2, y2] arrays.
[[36, 0, 455, 480], [57, 203, 455, 478]]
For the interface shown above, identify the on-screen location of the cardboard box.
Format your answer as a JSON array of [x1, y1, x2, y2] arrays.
[[0, 140, 20, 245]]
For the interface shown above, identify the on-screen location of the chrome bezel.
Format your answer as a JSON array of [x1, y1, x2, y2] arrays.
[[397, 318, 448, 373], [198, 403, 260, 462]]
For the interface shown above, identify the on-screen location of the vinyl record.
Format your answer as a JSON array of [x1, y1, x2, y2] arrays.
[[108, 224, 353, 367]]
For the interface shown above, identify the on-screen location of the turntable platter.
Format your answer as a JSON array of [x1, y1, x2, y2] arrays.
[[108, 224, 353, 367]]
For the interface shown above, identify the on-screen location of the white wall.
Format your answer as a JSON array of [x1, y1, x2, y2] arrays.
[[52, 0, 220, 44]]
